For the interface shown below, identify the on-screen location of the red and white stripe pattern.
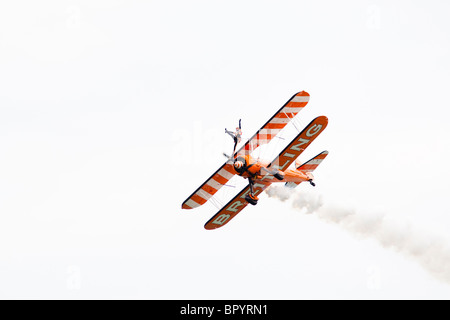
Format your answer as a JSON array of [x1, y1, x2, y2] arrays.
[[241, 91, 310, 153], [296, 151, 329, 172], [182, 164, 235, 209], [182, 91, 311, 210]]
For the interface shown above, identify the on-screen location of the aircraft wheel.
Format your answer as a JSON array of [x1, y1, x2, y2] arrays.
[[245, 194, 258, 206]]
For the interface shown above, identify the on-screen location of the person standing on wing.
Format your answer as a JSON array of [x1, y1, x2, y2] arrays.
[[225, 119, 242, 155]]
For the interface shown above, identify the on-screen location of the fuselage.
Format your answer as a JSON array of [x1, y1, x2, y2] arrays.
[[234, 157, 313, 185]]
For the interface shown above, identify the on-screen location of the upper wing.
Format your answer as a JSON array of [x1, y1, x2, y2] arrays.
[[181, 163, 236, 209], [182, 91, 310, 210], [204, 181, 271, 230], [236, 91, 310, 156]]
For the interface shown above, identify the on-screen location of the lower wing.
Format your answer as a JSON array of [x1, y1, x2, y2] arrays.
[[268, 116, 328, 172], [181, 163, 236, 210], [204, 181, 271, 230]]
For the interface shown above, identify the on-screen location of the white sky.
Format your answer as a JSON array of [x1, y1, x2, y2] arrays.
[[1, 0, 450, 299]]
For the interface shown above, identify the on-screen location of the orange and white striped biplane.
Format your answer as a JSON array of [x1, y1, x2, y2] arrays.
[[182, 91, 328, 230]]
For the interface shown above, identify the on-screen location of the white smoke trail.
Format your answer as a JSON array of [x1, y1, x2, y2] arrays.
[[266, 185, 450, 285]]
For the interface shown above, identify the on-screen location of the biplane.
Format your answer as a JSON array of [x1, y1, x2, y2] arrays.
[[182, 91, 328, 230]]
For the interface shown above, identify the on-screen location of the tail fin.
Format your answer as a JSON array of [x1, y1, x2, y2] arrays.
[[296, 151, 329, 172]]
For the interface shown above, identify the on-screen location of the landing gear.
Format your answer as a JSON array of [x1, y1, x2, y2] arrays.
[[245, 193, 259, 205], [245, 178, 259, 205], [309, 179, 316, 187]]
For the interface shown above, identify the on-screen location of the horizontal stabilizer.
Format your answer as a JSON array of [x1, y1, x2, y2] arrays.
[[296, 151, 329, 172], [285, 151, 329, 189]]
